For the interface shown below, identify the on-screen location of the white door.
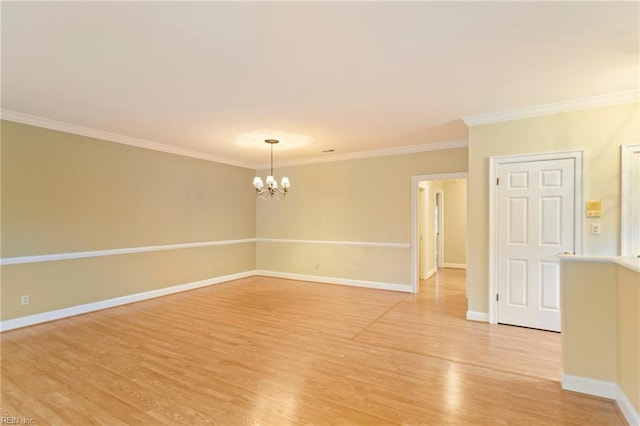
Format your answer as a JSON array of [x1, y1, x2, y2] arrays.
[[496, 158, 575, 332], [621, 145, 640, 256]]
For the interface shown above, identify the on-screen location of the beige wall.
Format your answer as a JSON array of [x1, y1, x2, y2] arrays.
[[617, 264, 640, 413], [256, 149, 468, 287], [561, 259, 640, 415], [2, 244, 255, 319], [1, 121, 256, 320], [8, 103, 632, 321], [443, 180, 467, 266], [468, 103, 639, 313], [560, 261, 618, 382], [1, 121, 467, 320]]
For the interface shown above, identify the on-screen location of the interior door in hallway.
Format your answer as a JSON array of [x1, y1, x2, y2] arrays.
[[622, 144, 640, 256], [496, 158, 575, 332]]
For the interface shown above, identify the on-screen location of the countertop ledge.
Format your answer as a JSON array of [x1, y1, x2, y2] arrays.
[[558, 254, 640, 274]]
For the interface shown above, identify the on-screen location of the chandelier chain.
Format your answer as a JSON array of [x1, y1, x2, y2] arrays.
[[270, 142, 274, 177]]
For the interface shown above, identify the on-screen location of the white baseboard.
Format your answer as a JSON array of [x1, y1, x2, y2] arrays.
[[561, 374, 617, 399], [1, 270, 410, 332], [466, 311, 489, 322], [562, 374, 639, 425], [617, 386, 640, 426], [0, 270, 255, 332], [254, 270, 411, 293], [421, 268, 437, 280], [444, 263, 467, 269]]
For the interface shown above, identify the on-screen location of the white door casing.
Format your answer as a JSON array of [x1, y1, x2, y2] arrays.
[[418, 185, 428, 279], [435, 190, 444, 269], [621, 144, 640, 257], [489, 151, 583, 331]]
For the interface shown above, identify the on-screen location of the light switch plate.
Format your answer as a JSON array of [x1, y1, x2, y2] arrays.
[[586, 200, 602, 218]]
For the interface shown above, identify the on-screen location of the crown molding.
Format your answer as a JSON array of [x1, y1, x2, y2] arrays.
[[1, 110, 469, 170], [0, 110, 255, 169], [259, 138, 469, 169], [462, 90, 639, 127]]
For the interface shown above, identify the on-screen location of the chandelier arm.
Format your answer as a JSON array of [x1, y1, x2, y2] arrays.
[[255, 187, 287, 200]]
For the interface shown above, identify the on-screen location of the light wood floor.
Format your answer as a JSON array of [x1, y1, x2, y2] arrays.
[[1, 269, 624, 425]]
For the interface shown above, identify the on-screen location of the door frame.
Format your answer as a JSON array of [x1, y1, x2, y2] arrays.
[[488, 150, 584, 325], [621, 144, 640, 256], [411, 172, 468, 293], [418, 183, 429, 279], [435, 190, 445, 269]]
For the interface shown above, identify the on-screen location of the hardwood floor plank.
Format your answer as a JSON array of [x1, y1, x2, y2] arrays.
[[1, 270, 624, 425]]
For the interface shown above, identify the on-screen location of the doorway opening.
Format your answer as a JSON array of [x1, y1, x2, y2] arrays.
[[412, 173, 468, 293]]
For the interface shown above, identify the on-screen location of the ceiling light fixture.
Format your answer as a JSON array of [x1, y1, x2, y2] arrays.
[[252, 139, 290, 200]]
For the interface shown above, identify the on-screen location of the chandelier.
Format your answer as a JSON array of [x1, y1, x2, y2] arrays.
[[252, 139, 290, 199]]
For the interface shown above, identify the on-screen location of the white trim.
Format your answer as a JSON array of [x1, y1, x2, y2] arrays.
[[463, 90, 639, 126], [558, 254, 640, 274], [444, 263, 467, 269], [0, 238, 257, 265], [435, 189, 445, 269], [558, 254, 616, 264], [1, 238, 410, 266], [424, 268, 437, 280], [418, 184, 429, 279], [561, 374, 617, 399], [0, 269, 408, 332], [254, 270, 410, 293], [561, 372, 640, 424], [466, 311, 489, 322], [256, 238, 410, 249], [489, 150, 584, 325], [621, 144, 640, 256], [411, 172, 468, 293], [267, 139, 468, 169], [615, 256, 640, 274], [617, 386, 640, 426], [0, 270, 255, 332], [1, 109, 254, 169], [2, 110, 467, 170]]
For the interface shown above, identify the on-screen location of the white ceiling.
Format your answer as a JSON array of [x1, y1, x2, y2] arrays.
[[2, 1, 638, 168]]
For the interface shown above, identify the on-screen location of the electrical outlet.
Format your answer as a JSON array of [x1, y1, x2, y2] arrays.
[[315, 263, 320, 270], [21, 295, 30, 305], [591, 223, 601, 235]]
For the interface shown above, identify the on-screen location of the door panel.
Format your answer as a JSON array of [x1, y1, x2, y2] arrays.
[[497, 158, 575, 332], [540, 196, 562, 245], [507, 259, 528, 306], [622, 145, 640, 256], [508, 198, 528, 244], [540, 261, 560, 310], [632, 151, 640, 255]]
